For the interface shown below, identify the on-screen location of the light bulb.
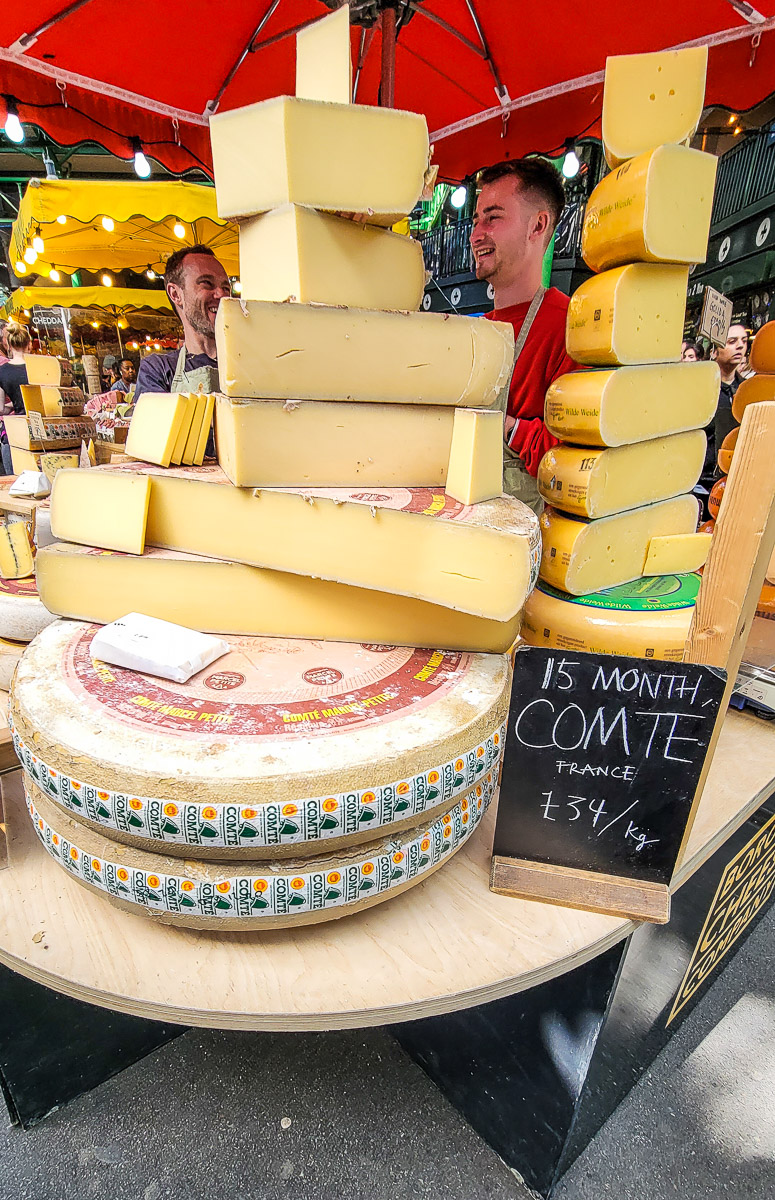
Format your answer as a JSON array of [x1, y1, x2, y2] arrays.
[[56, 214, 67, 225], [14, 260, 26, 275], [450, 185, 467, 209], [146, 267, 156, 281], [23, 246, 38, 265], [117, 318, 127, 329], [32, 232, 44, 253], [49, 268, 61, 282], [23, 309, 30, 318], [91, 321, 99, 328], [102, 216, 115, 232], [562, 149, 581, 179], [233, 280, 242, 294], [101, 273, 113, 287], [133, 144, 151, 179], [154, 342, 161, 350], [173, 221, 185, 239], [3, 101, 24, 145]]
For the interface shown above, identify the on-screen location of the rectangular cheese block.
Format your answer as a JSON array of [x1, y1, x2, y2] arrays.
[[22, 354, 61, 386], [238, 204, 425, 310], [295, 6, 351, 105], [445, 409, 503, 505], [602, 47, 708, 169], [215, 396, 456, 487], [537, 430, 706, 519], [10, 447, 41, 475], [36, 542, 521, 653], [182, 394, 208, 466], [216, 299, 514, 407], [170, 395, 198, 466], [566, 264, 689, 366], [125, 393, 190, 468], [209, 95, 429, 224], [53, 464, 541, 621], [40, 452, 79, 484], [644, 532, 711, 576], [50, 469, 152, 554], [539, 494, 699, 595], [0, 520, 34, 580], [545, 361, 719, 446], [194, 394, 215, 465], [4, 413, 96, 451], [750, 321, 775, 374], [21, 385, 84, 418], [582, 145, 717, 273]]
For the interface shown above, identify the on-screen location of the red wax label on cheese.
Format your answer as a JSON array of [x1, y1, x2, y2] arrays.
[[61, 627, 472, 740], [0, 575, 39, 598]]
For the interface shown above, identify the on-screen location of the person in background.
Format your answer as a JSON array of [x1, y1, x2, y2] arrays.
[[0, 321, 8, 366], [0, 322, 32, 475], [104, 362, 120, 391], [134, 245, 231, 400], [682, 341, 703, 361], [470, 158, 576, 513], [111, 358, 136, 394], [712, 323, 749, 453]]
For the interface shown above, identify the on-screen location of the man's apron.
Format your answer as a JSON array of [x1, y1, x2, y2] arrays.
[[498, 286, 546, 515], [170, 346, 220, 395]]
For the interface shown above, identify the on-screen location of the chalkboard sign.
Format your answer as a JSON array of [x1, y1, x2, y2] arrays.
[[491, 646, 727, 922]]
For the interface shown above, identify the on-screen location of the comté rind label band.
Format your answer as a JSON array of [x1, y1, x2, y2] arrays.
[[26, 772, 496, 930], [11, 621, 510, 858], [0, 574, 58, 643]]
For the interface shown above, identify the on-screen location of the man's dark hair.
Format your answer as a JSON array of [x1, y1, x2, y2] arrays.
[[477, 158, 566, 235], [119, 357, 134, 369], [164, 243, 217, 292]]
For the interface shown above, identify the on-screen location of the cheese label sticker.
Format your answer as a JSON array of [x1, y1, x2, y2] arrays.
[[60, 629, 474, 739], [536, 573, 701, 612], [25, 774, 495, 922], [0, 574, 39, 599]]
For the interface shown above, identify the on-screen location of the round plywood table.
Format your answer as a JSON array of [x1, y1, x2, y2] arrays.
[[0, 710, 772, 1031]]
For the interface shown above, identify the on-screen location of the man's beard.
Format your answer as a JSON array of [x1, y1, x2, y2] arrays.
[[184, 299, 216, 337]]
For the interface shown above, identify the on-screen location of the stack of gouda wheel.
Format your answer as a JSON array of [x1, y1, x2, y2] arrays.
[[523, 46, 718, 661], [16, 10, 541, 930]]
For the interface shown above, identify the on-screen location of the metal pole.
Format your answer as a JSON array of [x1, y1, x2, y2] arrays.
[[380, 5, 396, 108], [116, 319, 123, 357]]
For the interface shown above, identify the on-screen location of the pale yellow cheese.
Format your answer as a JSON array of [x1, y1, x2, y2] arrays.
[[50, 470, 152, 555], [0, 521, 33, 579], [582, 145, 717, 273], [296, 6, 351, 105], [214, 396, 456, 487], [22, 354, 60, 386], [10, 447, 41, 475], [125, 393, 190, 468], [750, 320, 775, 374], [545, 361, 719, 446], [170, 394, 198, 466], [238, 204, 425, 310], [3, 413, 94, 452], [643, 532, 711, 576], [216, 299, 514, 406], [537, 430, 706, 519], [21, 385, 84, 418], [36, 542, 521, 653], [209, 95, 429, 225], [445, 409, 503, 505], [566, 264, 689, 366], [182, 394, 208, 466], [602, 47, 708, 169], [194, 394, 215, 465], [539, 493, 699, 595], [40, 452, 79, 484], [54, 465, 541, 621]]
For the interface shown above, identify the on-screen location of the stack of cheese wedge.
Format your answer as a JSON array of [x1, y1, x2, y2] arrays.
[[7, 355, 92, 478], [15, 9, 542, 931], [522, 46, 719, 662]]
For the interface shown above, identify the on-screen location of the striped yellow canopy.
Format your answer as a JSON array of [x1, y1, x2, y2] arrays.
[[1, 286, 173, 320]]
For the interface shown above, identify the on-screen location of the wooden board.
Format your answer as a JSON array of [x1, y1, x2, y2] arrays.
[[0, 710, 770, 1031]]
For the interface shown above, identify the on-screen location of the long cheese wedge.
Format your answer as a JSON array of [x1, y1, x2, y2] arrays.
[[732, 374, 775, 424], [566, 264, 689, 366], [209, 96, 429, 224], [522, 574, 700, 661], [602, 47, 708, 169], [544, 361, 719, 446], [537, 430, 706, 519], [48, 465, 541, 621], [643, 532, 711, 576], [50, 470, 152, 554], [749, 321, 775, 374], [194, 394, 215, 465], [215, 396, 456, 488], [539, 494, 699, 595], [22, 354, 60, 385], [125, 393, 190, 468], [296, 6, 351, 105], [582, 146, 717, 273], [0, 521, 34, 580], [170, 395, 198, 466], [238, 204, 425, 310], [36, 543, 521, 653], [216, 299, 514, 406], [182, 394, 208, 466]]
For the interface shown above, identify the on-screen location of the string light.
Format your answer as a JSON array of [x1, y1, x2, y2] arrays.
[[101, 216, 115, 232], [49, 267, 61, 282], [450, 185, 467, 209], [562, 146, 581, 179], [91, 320, 99, 328], [23, 246, 37, 265], [173, 220, 185, 239], [3, 97, 24, 144], [734, 126, 743, 137], [233, 280, 242, 294], [32, 227, 44, 254], [132, 137, 152, 178], [101, 273, 113, 287], [23, 309, 31, 317], [56, 214, 67, 225], [146, 266, 156, 280], [728, 114, 738, 125], [14, 260, 26, 275]]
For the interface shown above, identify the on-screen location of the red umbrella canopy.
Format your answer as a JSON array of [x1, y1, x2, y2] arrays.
[[2, 0, 775, 180]]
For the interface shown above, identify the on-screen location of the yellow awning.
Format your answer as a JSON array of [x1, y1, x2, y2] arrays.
[[2, 286, 173, 318], [10, 179, 238, 278]]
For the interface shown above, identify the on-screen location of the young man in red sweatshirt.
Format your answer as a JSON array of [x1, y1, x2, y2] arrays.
[[471, 158, 576, 512]]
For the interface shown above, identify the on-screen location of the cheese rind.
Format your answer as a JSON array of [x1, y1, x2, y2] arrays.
[[749, 321, 775, 374], [731, 374, 775, 424], [209, 96, 429, 224], [53, 465, 541, 621], [216, 299, 515, 407], [566, 264, 689, 366], [215, 396, 456, 488], [295, 6, 352, 105], [238, 204, 425, 310], [718, 427, 739, 475], [643, 532, 711, 576], [582, 146, 717, 273], [22, 355, 60, 385], [602, 47, 708, 169], [50, 470, 152, 554], [537, 430, 706, 518], [521, 575, 698, 661], [539, 494, 700, 595], [544, 361, 719, 446], [0, 522, 33, 580], [125, 393, 189, 468], [36, 543, 521, 653], [445, 409, 503, 505]]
